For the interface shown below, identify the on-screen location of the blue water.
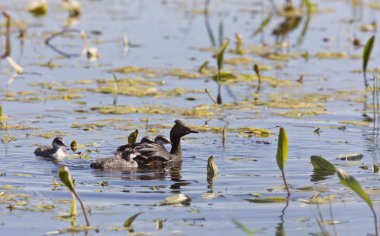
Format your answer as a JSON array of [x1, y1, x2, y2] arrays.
[[1, 0, 380, 235]]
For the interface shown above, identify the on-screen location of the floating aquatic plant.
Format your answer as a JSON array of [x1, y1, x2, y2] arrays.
[[315, 51, 348, 59], [123, 212, 143, 230], [158, 194, 191, 206], [128, 129, 139, 144], [300, 194, 336, 205], [310, 156, 336, 172], [246, 196, 288, 203], [362, 35, 375, 88], [63, 0, 81, 17], [276, 127, 290, 196], [234, 33, 244, 55], [336, 153, 363, 161], [27, 0, 47, 16], [337, 169, 378, 236], [58, 166, 90, 227]]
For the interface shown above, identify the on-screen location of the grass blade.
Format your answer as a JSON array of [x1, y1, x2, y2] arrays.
[[362, 35, 375, 88], [217, 39, 230, 74], [337, 168, 378, 236]]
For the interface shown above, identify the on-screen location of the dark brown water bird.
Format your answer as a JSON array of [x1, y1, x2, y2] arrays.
[[133, 120, 198, 167]]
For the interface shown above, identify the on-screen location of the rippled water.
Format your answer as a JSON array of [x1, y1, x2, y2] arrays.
[[1, 0, 380, 235]]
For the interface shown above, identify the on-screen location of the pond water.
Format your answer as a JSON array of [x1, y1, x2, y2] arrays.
[[1, 0, 380, 235]]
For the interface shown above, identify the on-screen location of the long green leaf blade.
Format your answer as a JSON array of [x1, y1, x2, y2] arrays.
[[276, 127, 288, 171], [310, 156, 336, 172], [123, 212, 143, 228], [253, 15, 272, 37], [217, 39, 230, 71], [363, 35, 375, 72], [337, 169, 372, 207]]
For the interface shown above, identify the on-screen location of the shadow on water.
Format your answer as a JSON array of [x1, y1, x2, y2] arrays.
[[310, 170, 335, 182], [275, 199, 289, 236], [363, 76, 380, 164], [91, 161, 189, 193]]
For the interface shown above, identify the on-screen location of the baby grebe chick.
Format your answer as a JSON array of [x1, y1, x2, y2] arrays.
[[154, 135, 171, 146], [90, 148, 138, 170], [34, 137, 68, 160]]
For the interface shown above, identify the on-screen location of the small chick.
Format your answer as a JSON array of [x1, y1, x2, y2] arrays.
[[34, 137, 68, 160]]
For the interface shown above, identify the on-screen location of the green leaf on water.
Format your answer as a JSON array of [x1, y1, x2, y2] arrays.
[[362, 35, 375, 87], [337, 169, 372, 207], [217, 39, 230, 73], [123, 212, 143, 228], [246, 196, 288, 203], [363, 35, 375, 73], [58, 166, 75, 193], [310, 156, 336, 172], [158, 194, 191, 206], [276, 127, 288, 171], [28, 1, 47, 16], [337, 153, 363, 161], [128, 129, 139, 144]]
